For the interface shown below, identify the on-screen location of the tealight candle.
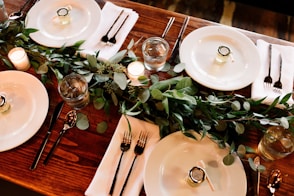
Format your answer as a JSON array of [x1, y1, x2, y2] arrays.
[[8, 47, 31, 71], [215, 45, 231, 64], [127, 61, 145, 80]]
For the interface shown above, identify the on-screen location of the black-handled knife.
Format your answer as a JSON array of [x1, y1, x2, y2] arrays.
[[30, 101, 64, 170]]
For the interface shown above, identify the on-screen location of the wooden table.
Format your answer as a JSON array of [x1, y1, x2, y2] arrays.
[[1, 0, 294, 195]]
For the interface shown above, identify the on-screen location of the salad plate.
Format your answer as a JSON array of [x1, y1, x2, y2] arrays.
[[26, 0, 101, 47], [0, 71, 49, 151], [144, 131, 247, 196], [180, 26, 260, 91]]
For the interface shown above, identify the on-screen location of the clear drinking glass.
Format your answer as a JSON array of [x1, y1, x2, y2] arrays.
[[258, 126, 294, 161], [0, 0, 8, 23], [142, 37, 169, 71], [58, 73, 90, 110]]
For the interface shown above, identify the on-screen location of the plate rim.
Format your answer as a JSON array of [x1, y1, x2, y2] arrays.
[[0, 70, 49, 152], [144, 131, 247, 196], [180, 25, 260, 91], [25, 0, 101, 47]]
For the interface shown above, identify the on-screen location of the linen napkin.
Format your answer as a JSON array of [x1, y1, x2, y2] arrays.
[[80, 2, 139, 60], [85, 115, 160, 196], [251, 39, 294, 106]]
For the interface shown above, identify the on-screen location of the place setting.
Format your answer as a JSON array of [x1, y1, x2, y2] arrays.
[[25, 0, 139, 60]]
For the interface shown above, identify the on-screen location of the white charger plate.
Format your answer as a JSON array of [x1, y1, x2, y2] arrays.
[[180, 26, 260, 91], [26, 0, 101, 47], [0, 71, 49, 152], [144, 131, 247, 196]]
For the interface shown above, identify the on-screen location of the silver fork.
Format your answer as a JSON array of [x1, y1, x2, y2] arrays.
[[264, 44, 273, 88], [273, 54, 283, 93], [119, 131, 148, 196], [109, 130, 132, 195]]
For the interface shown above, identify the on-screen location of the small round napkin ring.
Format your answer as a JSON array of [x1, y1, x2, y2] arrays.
[[218, 45, 231, 57], [186, 166, 206, 187], [0, 95, 5, 107], [57, 7, 69, 17]]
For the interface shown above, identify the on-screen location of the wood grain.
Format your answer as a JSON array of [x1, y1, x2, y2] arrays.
[[0, 0, 294, 196]]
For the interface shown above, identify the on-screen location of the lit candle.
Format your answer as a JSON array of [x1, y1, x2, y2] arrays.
[[8, 47, 31, 71], [127, 61, 145, 80]]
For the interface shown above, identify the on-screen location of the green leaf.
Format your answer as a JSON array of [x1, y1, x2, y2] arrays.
[[279, 93, 292, 104], [109, 49, 127, 63], [175, 77, 193, 89], [111, 92, 118, 106], [151, 88, 164, 100], [76, 113, 90, 130], [237, 144, 246, 158], [138, 88, 150, 103], [96, 121, 108, 134], [149, 76, 183, 91], [234, 122, 245, 134], [173, 63, 185, 73], [93, 97, 105, 110], [113, 72, 127, 90], [248, 158, 257, 171], [87, 54, 98, 67], [223, 153, 235, 165]]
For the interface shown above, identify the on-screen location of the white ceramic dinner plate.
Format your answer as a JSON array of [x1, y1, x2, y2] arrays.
[[0, 71, 49, 152], [26, 0, 101, 47], [144, 131, 247, 196], [180, 26, 260, 91]]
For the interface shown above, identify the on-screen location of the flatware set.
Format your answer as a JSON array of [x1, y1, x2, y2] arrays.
[[263, 44, 283, 93], [109, 130, 132, 195], [30, 101, 64, 170], [101, 10, 129, 45]]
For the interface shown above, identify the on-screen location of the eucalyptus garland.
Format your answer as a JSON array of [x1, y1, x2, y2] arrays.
[[1, 19, 294, 166]]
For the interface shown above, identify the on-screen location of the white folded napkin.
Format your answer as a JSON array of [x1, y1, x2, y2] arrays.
[[85, 115, 160, 196], [80, 2, 139, 60], [251, 39, 294, 106]]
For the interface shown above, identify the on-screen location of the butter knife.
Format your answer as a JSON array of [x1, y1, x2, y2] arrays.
[[30, 101, 64, 170], [169, 16, 190, 63]]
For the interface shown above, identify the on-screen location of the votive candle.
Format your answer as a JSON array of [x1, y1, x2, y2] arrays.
[[8, 47, 31, 71], [127, 61, 145, 80]]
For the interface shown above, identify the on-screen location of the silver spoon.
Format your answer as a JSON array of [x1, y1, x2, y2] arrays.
[[254, 156, 261, 196], [43, 110, 77, 165], [9, 0, 33, 20], [267, 169, 282, 196]]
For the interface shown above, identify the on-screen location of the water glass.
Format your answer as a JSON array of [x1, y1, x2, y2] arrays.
[[0, 0, 8, 22], [58, 73, 90, 110], [258, 126, 294, 161], [142, 37, 169, 71]]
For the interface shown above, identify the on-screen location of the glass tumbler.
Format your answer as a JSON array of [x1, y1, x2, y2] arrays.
[[142, 37, 169, 71], [258, 126, 294, 161], [0, 0, 8, 22], [58, 73, 90, 110]]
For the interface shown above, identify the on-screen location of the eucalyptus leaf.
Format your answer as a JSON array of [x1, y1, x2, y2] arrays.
[[93, 97, 105, 110], [87, 54, 98, 67], [111, 92, 118, 106], [173, 63, 185, 73], [114, 72, 127, 90], [76, 113, 89, 130], [96, 121, 108, 134], [223, 153, 235, 165], [138, 88, 150, 103], [109, 49, 127, 64], [151, 88, 164, 100]]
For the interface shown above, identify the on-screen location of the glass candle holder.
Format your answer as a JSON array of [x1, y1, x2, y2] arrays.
[[58, 73, 90, 110], [127, 61, 145, 80], [54, 6, 71, 25], [258, 126, 294, 161], [215, 45, 231, 64], [8, 47, 31, 71], [186, 166, 206, 187], [0, 95, 10, 113], [142, 37, 169, 71]]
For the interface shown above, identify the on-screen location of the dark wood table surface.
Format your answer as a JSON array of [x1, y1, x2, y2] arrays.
[[1, 0, 294, 195]]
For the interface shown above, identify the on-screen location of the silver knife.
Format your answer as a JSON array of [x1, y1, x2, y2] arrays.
[[169, 16, 190, 63], [30, 101, 64, 170]]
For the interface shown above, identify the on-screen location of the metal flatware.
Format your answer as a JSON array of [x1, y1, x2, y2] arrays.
[[264, 44, 273, 87], [267, 169, 282, 196], [169, 16, 190, 63], [9, 0, 32, 20], [253, 156, 261, 196], [161, 17, 175, 38], [273, 54, 283, 93], [101, 10, 124, 43], [119, 131, 148, 196], [108, 14, 129, 45], [109, 130, 132, 195], [43, 110, 77, 165], [30, 101, 64, 170]]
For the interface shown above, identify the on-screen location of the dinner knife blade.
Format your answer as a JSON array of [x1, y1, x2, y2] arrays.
[[30, 101, 64, 170]]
